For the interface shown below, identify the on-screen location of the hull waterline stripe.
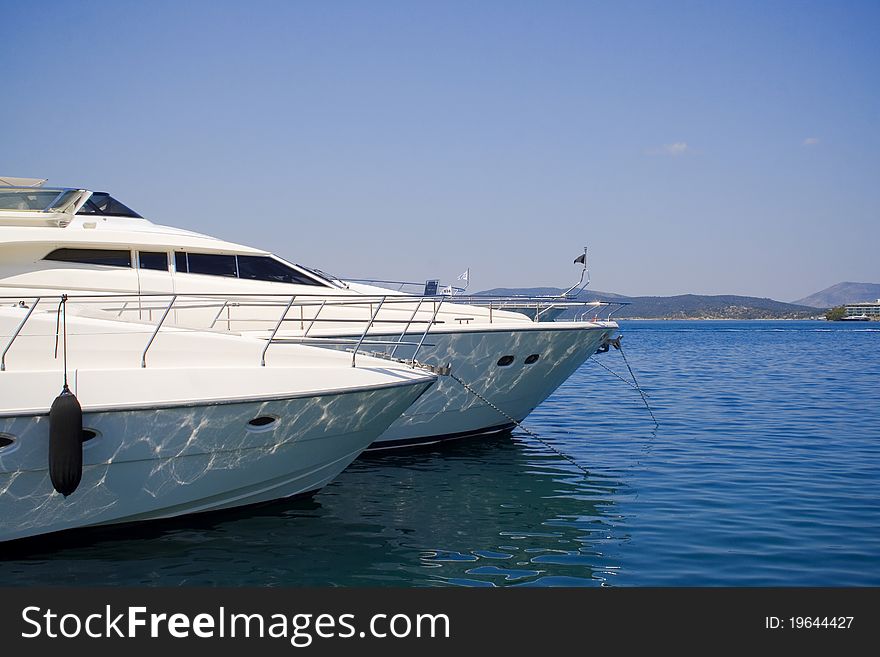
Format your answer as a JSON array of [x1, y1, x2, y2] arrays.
[[364, 422, 516, 451]]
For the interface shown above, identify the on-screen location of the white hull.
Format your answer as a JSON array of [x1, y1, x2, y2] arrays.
[[0, 377, 431, 543], [316, 323, 615, 448], [0, 304, 435, 542]]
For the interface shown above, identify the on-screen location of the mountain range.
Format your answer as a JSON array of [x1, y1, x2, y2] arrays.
[[475, 287, 837, 319], [793, 282, 880, 308]]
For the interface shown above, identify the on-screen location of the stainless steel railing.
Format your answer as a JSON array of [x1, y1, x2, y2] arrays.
[[0, 299, 40, 371], [0, 291, 622, 372]]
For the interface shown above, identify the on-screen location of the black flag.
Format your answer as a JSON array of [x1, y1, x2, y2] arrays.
[[573, 253, 586, 265]]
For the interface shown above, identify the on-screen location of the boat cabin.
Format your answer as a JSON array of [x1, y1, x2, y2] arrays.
[[0, 184, 340, 297]]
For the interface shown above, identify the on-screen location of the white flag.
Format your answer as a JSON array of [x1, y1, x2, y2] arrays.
[[457, 268, 470, 282]]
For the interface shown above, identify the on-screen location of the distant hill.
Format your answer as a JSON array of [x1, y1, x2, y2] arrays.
[[481, 287, 628, 300], [794, 282, 880, 308], [477, 287, 820, 319]]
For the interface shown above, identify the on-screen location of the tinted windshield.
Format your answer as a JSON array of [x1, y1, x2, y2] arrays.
[[76, 192, 142, 218], [0, 189, 79, 211], [238, 255, 326, 286]]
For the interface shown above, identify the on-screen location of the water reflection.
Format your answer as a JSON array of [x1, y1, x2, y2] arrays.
[[1, 433, 626, 587]]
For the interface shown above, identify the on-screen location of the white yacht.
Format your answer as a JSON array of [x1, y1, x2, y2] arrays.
[[0, 295, 435, 542], [0, 180, 619, 449]]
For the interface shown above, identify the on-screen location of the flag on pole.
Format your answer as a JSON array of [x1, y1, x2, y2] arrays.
[[457, 268, 470, 282], [573, 253, 586, 265]]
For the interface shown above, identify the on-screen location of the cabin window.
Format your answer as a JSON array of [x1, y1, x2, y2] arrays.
[[169, 252, 330, 286], [76, 192, 142, 218], [186, 253, 237, 278], [44, 248, 132, 268], [174, 252, 188, 273], [139, 251, 169, 271], [237, 255, 325, 286]]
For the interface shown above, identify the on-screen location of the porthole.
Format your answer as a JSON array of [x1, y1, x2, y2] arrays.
[[524, 354, 540, 365], [496, 355, 515, 367], [81, 428, 103, 451], [247, 415, 279, 432], [0, 433, 19, 456]]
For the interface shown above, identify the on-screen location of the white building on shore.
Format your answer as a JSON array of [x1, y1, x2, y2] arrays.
[[844, 299, 880, 319]]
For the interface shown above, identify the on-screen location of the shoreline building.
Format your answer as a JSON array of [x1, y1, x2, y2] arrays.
[[844, 299, 880, 319]]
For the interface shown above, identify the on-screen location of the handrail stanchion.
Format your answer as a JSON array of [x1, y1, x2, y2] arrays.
[[411, 298, 443, 367], [209, 299, 229, 328], [141, 295, 177, 368], [303, 299, 326, 337], [352, 296, 386, 367], [389, 297, 424, 359], [1, 298, 40, 372], [261, 295, 296, 366]]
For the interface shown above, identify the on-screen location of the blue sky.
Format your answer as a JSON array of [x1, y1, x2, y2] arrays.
[[2, 0, 878, 300]]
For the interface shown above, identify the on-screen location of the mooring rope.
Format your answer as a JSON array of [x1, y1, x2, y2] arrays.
[[53, 294, 70, 390], [446, 331, 658, 474], [616, 344, 658, 428], [589, 356, 646, 393], [448, 372, 592, 476]]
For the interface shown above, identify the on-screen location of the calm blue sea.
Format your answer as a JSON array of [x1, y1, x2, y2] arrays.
[[3, 320, 879, 586]]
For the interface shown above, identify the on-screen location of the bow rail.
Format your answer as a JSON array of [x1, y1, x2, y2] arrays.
[[0, 292, 622, 371]]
